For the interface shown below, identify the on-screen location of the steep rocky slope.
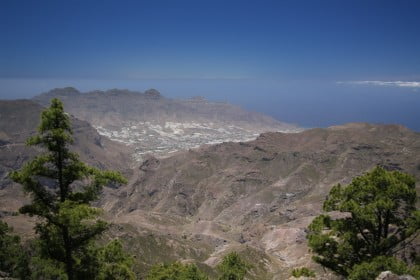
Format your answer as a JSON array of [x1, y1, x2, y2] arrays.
[[103, 123, 420, 279], [33, 87, 299, 161]]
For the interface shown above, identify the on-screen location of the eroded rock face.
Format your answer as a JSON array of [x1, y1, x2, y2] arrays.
[[376, 271, 416, 280]]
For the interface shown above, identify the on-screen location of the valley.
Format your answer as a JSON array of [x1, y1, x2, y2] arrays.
[[1, 91, 419, 279], [95, 121, 263, 161], [102, 123, 420, 279]]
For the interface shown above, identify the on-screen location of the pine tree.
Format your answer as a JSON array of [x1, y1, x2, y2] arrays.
[[307, 166, 420, 277], [10, 98, 128, 279]]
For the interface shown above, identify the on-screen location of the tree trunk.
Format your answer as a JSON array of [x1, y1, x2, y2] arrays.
[[63, 227, 73, 280]]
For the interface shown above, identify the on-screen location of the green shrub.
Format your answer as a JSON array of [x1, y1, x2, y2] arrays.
[[0, 221, 29, 278], [217, 252, 251, 280], [291, 267, 316, 278], [146, 261, 208, 280]]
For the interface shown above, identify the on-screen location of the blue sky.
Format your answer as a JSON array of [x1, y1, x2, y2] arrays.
[[1, 0, 420, 130]]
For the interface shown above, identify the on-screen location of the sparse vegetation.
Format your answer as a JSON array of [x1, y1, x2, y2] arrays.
[[143, 251, 251, 280], [96, 239, 136, 280], [307, 166, 420, 278], [291, 267, 316, 278], [216, 251, 251, 280], [146, 262, 208, 280]]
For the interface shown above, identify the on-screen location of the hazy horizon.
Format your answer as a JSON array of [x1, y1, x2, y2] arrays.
[[2, 78, 419, 132]]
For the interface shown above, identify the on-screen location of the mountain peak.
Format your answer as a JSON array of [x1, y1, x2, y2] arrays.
[[144, 88, 161, 99], [47, 87, 80, 95]]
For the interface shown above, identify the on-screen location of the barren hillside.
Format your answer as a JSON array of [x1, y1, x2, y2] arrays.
[[102, 123, 420, 278]]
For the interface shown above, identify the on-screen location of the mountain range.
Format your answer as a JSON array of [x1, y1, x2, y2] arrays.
[[0, 90, 419, 279]]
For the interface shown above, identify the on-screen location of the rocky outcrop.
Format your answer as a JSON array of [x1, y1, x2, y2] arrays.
[[376, 271, 416, 280]]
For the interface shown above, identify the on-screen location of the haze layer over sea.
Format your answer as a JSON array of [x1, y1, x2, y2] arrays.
[[1, 78, 420, 131]]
